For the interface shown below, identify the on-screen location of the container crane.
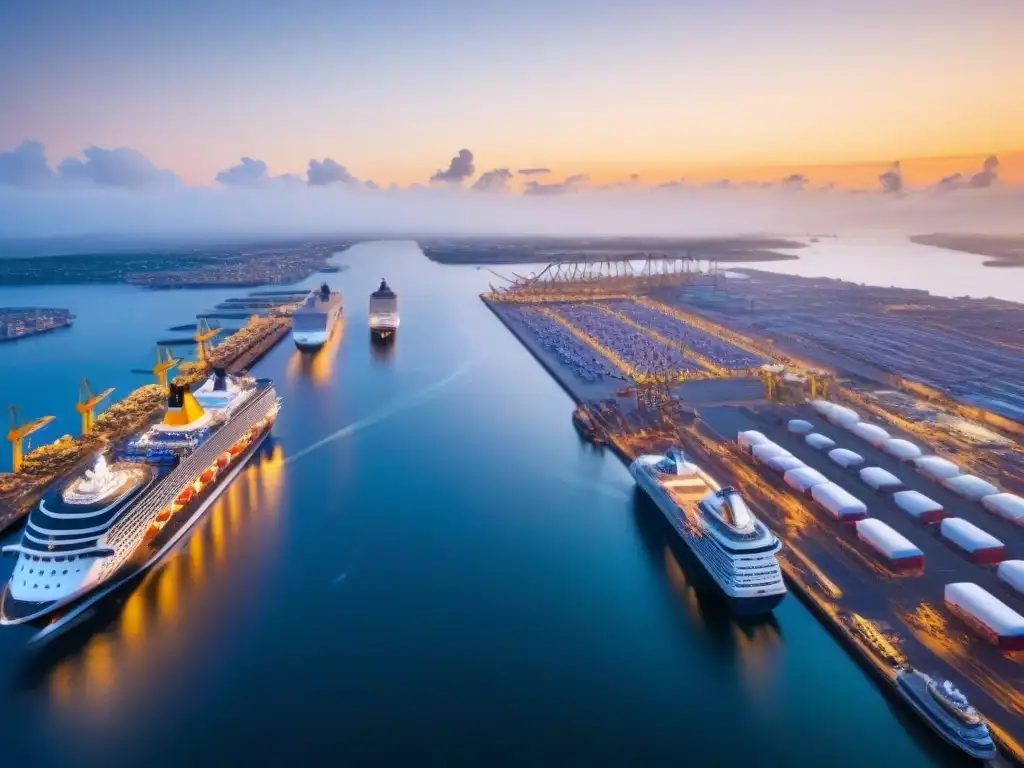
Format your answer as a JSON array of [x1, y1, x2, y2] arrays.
[[76, 379, 115, 435], [7, 405, 54, 473], [193, 319, 220, 364], [153, 346, 181, 390]]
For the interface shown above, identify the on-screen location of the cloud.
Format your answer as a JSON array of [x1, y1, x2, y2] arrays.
[[0, 141, 56, 188], [879, 161, 903, 194], [57, 146, 178, 189], [307, 158, 357, 187], [782, 174, 807, 191], [517, 168, 551, 176], [430, 149, 475, 185], [523, 173, 588, 195], [471, 168, 513, 193], [216, 157, 272, 186], [365, 180, 379, 191], [970, 155, 999, 188]]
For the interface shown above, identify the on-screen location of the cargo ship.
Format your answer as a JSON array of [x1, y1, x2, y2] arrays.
[[630, 448, 787, 615], [292, 283, 343, 352], [895, 669, 997, 760], [0, 368, 280, 639], [368, 278, 399, 341]]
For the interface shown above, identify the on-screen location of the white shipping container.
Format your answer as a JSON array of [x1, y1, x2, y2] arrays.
[[788, 419, 814, 435], [998, 561, 1024, 596], [851, 422, 891, 446], [811, 482, 868, 521], [981, 493, 1024, 525], [855, 518, 923, 561], [751, 443, 792, 464], [892, 490, 945, 522], [943, 582, 1024, 649], [942, 474, 999, 501], [737, 430, 769, 452], [827, 405, 860, 428], [805, 432, 836, 451], [828, 448, 864, 468], [881, 438, 922, 461], [784, 466, 830, 493], [767, 455, 805, 473], [940, 518, 1003, 553], [811, 400, 835, 417], [859, 466, 903, 491], [913, 455, 960, 481]]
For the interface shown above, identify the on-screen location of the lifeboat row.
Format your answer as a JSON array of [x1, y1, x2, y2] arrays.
[[145, 410, 275, 539]]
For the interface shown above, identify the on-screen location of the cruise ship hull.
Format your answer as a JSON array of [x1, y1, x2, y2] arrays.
[[631, 464, 786, 616], [0, 427, 273, 640], [293, 330, 329, 352]]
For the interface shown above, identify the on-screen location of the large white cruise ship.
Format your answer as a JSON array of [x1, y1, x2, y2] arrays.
[[0, 369, 280, 638], [292, 282, 343, 352], [368, 278, 399, 341], [630, 448, 787, 615]]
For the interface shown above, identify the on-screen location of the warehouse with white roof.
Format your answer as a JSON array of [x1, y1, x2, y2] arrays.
[[942, 474, 999, 501], [892, 490, 946, 523], [944, 582, 1024, 651], [982, 493, 1024, 526], [881, 438, 922, 461], [913, 455, 960, 481], [998, 561, 1024, 597], [805, 433, 836, 451], [828, 448, 864, 469], [811, 482, 868, 522], [784, 466, 829, 494], [859, 466, 903, 492], [855, 518, 924, 571], [940, 518, 1006, 564]]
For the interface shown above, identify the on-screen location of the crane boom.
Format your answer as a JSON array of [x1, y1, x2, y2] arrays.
[[75, 378, 115, 435], [7, 405, 55, 472]]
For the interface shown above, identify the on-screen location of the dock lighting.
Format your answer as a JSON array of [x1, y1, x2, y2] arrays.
[[7, 405, 55, 473], [76, 379, 114, 436]]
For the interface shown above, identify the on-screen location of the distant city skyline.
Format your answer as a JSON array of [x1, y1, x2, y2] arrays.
[[2, 0, 1022, 190]]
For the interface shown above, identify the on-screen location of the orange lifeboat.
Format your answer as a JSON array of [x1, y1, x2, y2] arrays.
[[175, 487, 195, 506], [155, 508, 172, 523], [230, 442, 245, 457], [200, 467, 216, 484], [216, 452, 231, 469]]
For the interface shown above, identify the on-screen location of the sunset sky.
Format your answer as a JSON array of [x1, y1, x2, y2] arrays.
[[2, 0, 1022, 190]]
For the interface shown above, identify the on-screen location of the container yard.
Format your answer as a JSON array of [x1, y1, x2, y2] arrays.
[[482, 258, 1024, 763]]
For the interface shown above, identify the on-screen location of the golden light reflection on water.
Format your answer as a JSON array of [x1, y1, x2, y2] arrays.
[[39, 443, 286, 725], [285, 317, 344, 387], [662, 546, 704, 631]]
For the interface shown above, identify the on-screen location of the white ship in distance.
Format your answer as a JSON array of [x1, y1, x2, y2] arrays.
[[630, 448, 787, 615], [292, 283, 343, 352], [368, 278, 399, 340]]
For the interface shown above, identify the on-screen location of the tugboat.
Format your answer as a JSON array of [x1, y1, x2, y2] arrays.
[[895, 668, 997, 760], [368, 278, 399, 342]]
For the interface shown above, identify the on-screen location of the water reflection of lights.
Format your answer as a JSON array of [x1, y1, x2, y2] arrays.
[[33, 442, 286, 725], [285, 317, 344, 387]]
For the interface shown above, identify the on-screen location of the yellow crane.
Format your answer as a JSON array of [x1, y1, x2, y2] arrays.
[[7, 405, 54, 473], [76, 379, 115, 435], [153, 346, 181, 390], [193, 319, 220, 364]]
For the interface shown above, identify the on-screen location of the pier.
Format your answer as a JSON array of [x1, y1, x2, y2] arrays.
[[483, 262, 1024, 763]]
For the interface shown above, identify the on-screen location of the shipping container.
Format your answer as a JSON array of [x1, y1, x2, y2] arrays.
[[828, 448, 864, 469], [767, 455, 805, 474], [892, 490, 946, 523], [784, 466, 830, 494], [912, 455, 960, 481], [940, 518, 1006, 564], [737, 430, 769, 453], [859, 466, 903, 492], [787, 419, 813, 435], [981, 493, 1024, 526], [751, 443, 792, 465], [881, 438, 922, 461], [855, 518, 924, 571], [805, 432, 836, 451], [850, 422, 891, 446], [811, 482, 868, 521], [998, 561, 1024, 596], [942, 474, 999, 501], [944, 582, 1024, 651]]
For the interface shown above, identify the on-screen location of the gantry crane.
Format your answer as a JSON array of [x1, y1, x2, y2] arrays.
[[7, 405, 54, 473], [193, 319, 220, 365], [153, 345, 181, 390], [76, 379, 115, 436]]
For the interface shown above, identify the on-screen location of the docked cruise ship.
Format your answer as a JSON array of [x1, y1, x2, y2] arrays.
[[292, 282, 343, 352], [630, 448, 787, 615], [896, 669, 996, 760], [368, 278, 399, 341], [0, 369, 280, 636]]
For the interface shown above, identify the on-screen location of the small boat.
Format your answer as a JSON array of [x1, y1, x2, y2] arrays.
[[895, 668, 996, 760]]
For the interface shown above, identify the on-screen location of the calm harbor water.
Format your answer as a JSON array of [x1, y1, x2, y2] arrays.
[[0, 241, 979, 766]]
